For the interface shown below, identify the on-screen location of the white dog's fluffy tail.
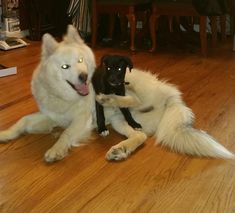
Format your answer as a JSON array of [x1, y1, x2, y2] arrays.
[[155, 97, 234, 159]]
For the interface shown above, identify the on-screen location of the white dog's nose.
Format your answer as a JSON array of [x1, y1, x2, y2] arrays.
[[79, 73, 88, 83]]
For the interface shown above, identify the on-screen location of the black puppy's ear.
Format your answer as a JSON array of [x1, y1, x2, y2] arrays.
[[123, 56, 133, 72], [100, 55, 110, 67]]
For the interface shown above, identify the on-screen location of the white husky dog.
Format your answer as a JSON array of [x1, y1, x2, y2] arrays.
[[0, 25, 233, 162], [0, 25, 96, 162]]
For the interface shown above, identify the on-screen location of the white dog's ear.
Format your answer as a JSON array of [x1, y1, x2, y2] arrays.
[[42, 33, 59, 57], [64, 25, 84, 44]]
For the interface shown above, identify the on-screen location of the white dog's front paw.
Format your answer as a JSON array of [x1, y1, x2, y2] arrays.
[[44, 146, 68, 163], [0, 130, 15, 143], [106, 145, 130, 161], [96, 94, 115, 106], [100, 130, 109, 137]]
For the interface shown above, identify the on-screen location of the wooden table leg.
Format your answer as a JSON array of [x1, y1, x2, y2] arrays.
[[149, 7, 159, 53], [200, 16, 207, 57], [126, 6, 136, 52], [91, 0, 97, 48], [211, 16, 217, 48], [220, 15, 226, 41]]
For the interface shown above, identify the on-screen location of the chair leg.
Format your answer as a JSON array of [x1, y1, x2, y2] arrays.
[[189, 16, 194, 32], [119, 14, 128, 41], [210, 16, 217, 47], [149, 7, 158, 52], [220, 15, 226, 41], [199, 16, 207, 56], [168, 16, 173, 32], [108, 14, 115, 39], [91, 0, 97, 48], [126, 6, 136, 51]]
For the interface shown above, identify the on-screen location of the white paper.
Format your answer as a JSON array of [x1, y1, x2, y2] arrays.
[[0, 66, 17, 77]]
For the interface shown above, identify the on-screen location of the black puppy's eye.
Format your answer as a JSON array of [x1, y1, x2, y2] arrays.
[[118, 67, 122, 71], [107, 67, 111, 71], [61, 64, 70, 69]]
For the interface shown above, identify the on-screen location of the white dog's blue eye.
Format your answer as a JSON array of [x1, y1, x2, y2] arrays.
[[61, 64, 70, 69], [78, 57, 83, 63]]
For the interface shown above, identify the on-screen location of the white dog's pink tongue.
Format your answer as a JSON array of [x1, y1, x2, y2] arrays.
[[75, 83, 89, 96]]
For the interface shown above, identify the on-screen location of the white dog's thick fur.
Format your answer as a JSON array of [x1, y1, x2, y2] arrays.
[[0, 25, 97, 162], [0, 25, 234, 162], [100, 70, 234, 160]]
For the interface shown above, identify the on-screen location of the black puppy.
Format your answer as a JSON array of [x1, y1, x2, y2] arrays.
[[92, 55, 142, 136]]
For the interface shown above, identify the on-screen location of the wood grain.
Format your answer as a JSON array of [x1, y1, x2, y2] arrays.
[[0, 39, 235, 213]]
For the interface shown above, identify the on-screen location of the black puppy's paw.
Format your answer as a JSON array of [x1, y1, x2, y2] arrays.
[[129, 121, 142, 130], [98, 127, 110, 137], [100, 130, 110, 137]]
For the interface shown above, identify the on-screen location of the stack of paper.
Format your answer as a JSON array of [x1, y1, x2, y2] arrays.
[[0, 64, 17, 77]]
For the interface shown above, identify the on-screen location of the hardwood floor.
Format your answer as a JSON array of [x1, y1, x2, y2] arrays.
[[0, 39, 235, 213]]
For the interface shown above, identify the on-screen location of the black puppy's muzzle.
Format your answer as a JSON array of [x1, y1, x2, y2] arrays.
[[108, 80, 123, 87], [108, 80, 129, 87], [107, 74, 125, 87], [108, 78, 129, 87]]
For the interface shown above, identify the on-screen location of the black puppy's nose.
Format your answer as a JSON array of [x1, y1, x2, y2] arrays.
[[79, 73, 88, 83]]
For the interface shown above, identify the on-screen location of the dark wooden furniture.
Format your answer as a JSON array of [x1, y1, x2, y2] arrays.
[[91, 0, 151, 51], [149, 0, 227, 56], [229, 0, 235, 34], [19, 0, 70, 40]]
